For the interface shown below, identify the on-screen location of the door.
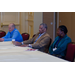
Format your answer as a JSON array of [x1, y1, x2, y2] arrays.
[[25, 12, 34, 38], [43, 12, 55, 42], [0, 12, 20, 33], [57, 12, 75, 42]]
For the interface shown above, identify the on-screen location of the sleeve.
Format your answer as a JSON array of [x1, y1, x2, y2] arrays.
[[2, 32, 9, 38], [49, 37, 58, 54], [30, 36, 50, 49], [51, 38, 71, 55], [23, 37, 34, 44], [2, 31, 19, 41], [49, 43, 54, 54]]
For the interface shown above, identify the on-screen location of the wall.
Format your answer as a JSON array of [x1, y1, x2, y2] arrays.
[[0, 12, 43, 37], [20, 12, 26, 34], [43, 12, 55, 42], [0, 12, 20, 33], [34, 12, 43, 34], [58, 12, 75, 42]]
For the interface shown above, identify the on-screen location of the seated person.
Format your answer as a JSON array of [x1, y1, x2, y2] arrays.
[[13, 23, 51, 52], [0, 23, 23, 42], [49, 25, 71, 58]]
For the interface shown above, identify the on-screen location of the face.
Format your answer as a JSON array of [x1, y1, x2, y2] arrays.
[[57, 28, 63, 36], [8, 24, 14, 32], [39, 25, 46, 34]]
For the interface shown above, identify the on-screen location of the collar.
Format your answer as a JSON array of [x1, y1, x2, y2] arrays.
[[58, 34, 67, 39], [39, 32, 46, 36], [10, 28, 16, 34]]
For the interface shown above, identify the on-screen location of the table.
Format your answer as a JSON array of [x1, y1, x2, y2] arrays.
[[0, 41, 67, 62]]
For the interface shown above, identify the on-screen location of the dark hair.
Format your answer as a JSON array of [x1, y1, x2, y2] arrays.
[[40, 23, 47, 30], [59, 25, 68, 34]]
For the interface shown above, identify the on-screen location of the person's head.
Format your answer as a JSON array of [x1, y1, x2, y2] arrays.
[[57, 25, 68, 37], [8, 23, 15, 32], [39, 23, 47, 34]]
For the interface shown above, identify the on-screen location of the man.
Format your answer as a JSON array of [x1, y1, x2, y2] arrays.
[[13, 23, 50, 52], [0, 23, 23, 42]]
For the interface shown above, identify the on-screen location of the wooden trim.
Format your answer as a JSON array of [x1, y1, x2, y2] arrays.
[[57, 12, 59, 28], [25, 19, 34, 22], [53, 12, 55, 41], [1, 23, 19, 26]]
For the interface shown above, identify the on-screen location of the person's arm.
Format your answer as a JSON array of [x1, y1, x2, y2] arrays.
[[49, 43, 54, 54], [0, 32, 9, 42], [30, 36, 50, 49], [23, 37, 35, 44], [2, 32, 10, 38], [51, 38, 71, 55], [49, 37, 58, 54], [0, 38, 4, 42], [12, 41, 22, 46], [2, 31, 19, 41]]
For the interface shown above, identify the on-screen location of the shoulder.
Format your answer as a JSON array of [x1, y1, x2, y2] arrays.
[[44, 33, 50, 37], [65, 35, 71, 40], [14, 28, 19, 32], [15, 28, 18, 31], [63, 35, 71, 42], [55, 36, 59, 40]]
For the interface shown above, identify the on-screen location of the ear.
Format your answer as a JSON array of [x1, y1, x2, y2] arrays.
[[44, 28, 46, 32], [12, 27, 15, 30]]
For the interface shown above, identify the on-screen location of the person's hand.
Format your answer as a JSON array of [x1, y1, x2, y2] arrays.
[[12, 41, 22, 46], [0, 38, 4, 42], [20, 44, 29, 47]]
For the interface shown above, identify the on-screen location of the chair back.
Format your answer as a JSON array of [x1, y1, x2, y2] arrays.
[[45, 38, 52, 53], [33, 34, 36, 38], [65, 42, 75, 62], [49, 38, 52, 47], [0, 30, 6, 38], [21, 33, 30, 41]]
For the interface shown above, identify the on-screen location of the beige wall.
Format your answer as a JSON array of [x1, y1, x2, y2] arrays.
[[0, 12, 43, 38], [0, 12, 20, 33], [20, 12, 43, 37], [34, 12, 43, 34], [20, 12, 26, 33]]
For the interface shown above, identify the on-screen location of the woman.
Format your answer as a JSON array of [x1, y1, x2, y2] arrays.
[[49, 25, 71, 58]]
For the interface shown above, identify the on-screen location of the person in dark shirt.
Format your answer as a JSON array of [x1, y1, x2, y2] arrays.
[[49, 25, 71, 58]]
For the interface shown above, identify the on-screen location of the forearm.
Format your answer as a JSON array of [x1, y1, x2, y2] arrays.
[[23, 38, 34, 44], [52, 47, 66, 54], [12, 41, 22, 46], [52, 39, 71, 54], [31, 37, 50, 49], [31, 43, 41, 49], [49, 45, 53, 54], [3, 38, 12, 41]]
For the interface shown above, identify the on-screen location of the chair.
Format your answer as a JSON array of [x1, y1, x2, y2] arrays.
[[21, 33, 30, 41], [33, 34, 36, 38], [44, 38, 52, 53], [65, 42, 75, 62], [0, 30, 6, 38]]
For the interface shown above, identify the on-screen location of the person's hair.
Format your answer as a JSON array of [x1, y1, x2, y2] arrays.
[[59, 25, 68, 34], [40, 23, 47, 30]]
